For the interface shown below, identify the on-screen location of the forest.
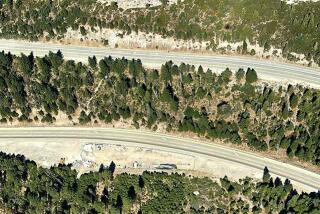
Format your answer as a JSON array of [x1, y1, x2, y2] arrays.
[[0, 50, 320, 166], [0, 0, 319, 65], [0, 152, 319, 213]]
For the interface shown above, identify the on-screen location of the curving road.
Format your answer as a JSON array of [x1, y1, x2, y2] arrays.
[[1, 39, 320, 87], [1, 40, 320, 191], [0, 127, 319, 191]]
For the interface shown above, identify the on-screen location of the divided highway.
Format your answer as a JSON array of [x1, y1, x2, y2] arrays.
[[0, 127, 319, 191], [1, 39, 320, 87]]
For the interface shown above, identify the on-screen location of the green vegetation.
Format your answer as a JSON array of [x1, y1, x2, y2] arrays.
[[1, 50, 320, 166], [0, 0, 319, 65], [0, 152, 319, 213]]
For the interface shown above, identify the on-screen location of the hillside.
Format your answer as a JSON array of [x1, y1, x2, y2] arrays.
[[0, 152, 319, 213], [0, 0, 319, 66], [0, 50, 320, 167]]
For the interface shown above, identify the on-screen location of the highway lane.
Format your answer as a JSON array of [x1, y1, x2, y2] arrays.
[[0, 127, 319, 191], [1, 39, 320, 87]]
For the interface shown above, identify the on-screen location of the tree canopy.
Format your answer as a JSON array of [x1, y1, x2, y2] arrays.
[[0, 152, 319, 213]]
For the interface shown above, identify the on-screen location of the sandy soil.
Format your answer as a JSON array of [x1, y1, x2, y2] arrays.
[[2, 95, 320, 177], [286, 0, 320, 4], [0, 137, 314, 192], [52, 26, 318, 69], [0, 0, 318, 194], [97, 0, 320, 8], [97, 0, 178, 9], [38, 0, 319, 69]]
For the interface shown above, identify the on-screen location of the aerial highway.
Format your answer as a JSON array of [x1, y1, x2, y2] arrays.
[[1, 39, 320, 87], [0, 127, 319, 192]]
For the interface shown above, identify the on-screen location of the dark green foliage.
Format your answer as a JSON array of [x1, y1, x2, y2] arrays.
[[217, 102, 232, 117], [138, 175, 144, 189], [0, 50, 320, 166], [263, 166, 271, 182], [109, 161, 116, 174], [88, 56, 97, 69], [1, 0, 319, 65], [116, 194, 123, 212], [245, 68, 258, 84], [290, 93, 299, 109], [79, 111, 91, 124], [220, 68, 232, 84], [0, 153, 319, 213], [18, 52, 34, 76], [101, 187, 109, 208], [127, 186, 136, 201], [242, 40, 248, 54], [236, 68, 245, 81]]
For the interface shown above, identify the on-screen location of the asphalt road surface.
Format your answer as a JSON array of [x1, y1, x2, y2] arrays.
[[0, 127, 319, 191], [1, 39, 320, 87]]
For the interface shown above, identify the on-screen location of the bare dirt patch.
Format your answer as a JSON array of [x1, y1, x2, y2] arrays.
[[49, 26, 318, 69], [0, 137, 314, 192], [97, 0, 178, 9]]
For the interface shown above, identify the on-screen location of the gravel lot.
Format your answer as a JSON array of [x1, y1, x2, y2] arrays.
[[0, 137, 314, 192]]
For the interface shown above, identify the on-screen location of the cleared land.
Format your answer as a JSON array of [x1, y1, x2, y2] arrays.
[[0, 127, 319, 192]]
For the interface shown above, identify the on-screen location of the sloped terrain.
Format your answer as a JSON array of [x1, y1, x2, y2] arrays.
[[0, 0, 319, 66]]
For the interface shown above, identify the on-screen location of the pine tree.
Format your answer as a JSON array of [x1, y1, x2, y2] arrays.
[[263, 166, 271, 183]]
